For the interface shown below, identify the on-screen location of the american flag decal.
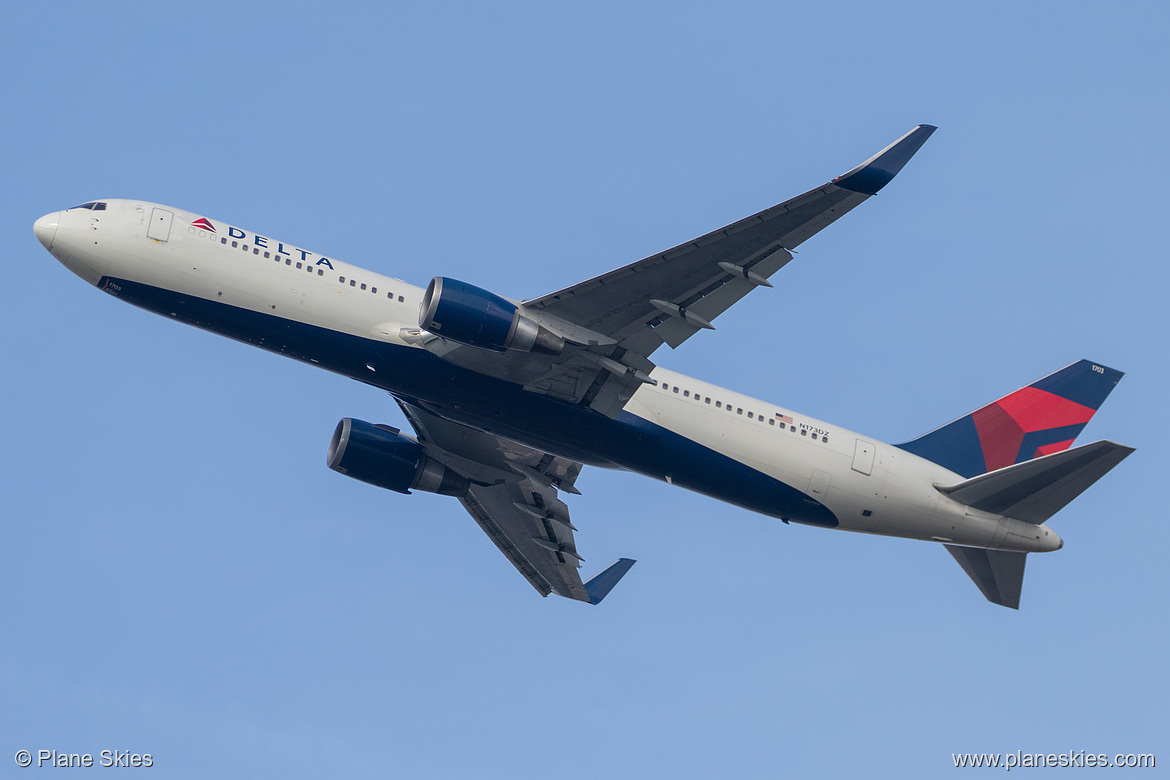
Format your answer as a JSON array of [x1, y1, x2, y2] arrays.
[[775, 413, 793, 424]]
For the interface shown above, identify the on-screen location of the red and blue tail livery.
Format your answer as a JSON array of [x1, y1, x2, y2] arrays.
[[897, 360, 1124, 479]]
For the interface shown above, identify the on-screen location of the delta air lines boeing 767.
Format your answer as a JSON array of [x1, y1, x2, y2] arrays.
[[33, 125, 1132, 608]]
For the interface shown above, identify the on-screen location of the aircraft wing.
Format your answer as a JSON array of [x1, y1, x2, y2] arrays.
[[396, 400, 635, 603], [420, 125, 935, 419], [526, 124, 937, 360]]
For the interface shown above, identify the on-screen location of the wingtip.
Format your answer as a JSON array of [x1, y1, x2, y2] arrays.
[[832, 124, 937, 196], [584, 558, 637, 605]]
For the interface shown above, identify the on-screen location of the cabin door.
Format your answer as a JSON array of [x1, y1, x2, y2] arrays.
[[147, 208, 173, 242]]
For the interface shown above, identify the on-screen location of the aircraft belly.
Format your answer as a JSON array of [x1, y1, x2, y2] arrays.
[[92, 273, 1011, 544], [94, 277, 838, 527]]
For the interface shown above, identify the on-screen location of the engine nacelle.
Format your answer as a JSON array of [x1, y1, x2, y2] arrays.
[[419, 277, 563, 354], [327, 418, 469, 496]]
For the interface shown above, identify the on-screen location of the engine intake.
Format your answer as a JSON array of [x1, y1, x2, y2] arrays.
[[419, 277, 563, 354], [327, 418, 469, 496]]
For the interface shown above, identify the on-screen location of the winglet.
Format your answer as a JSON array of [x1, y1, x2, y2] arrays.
[[832, 124, 937, 195], [584, 558, 637, 604]]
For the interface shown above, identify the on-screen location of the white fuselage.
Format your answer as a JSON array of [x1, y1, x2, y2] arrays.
[[34, 199, 1062, 554]]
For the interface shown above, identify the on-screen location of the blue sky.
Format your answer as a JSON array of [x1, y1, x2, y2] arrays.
[[2, 2, 1166, 777]]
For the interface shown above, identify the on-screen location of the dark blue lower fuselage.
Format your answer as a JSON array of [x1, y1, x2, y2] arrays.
[[102, 276, 838, 527]]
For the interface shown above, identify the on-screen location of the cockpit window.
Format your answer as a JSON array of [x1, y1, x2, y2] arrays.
[[71, 201, 107, 211]]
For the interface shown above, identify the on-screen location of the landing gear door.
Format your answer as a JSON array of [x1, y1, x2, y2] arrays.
[[148, 208, 173, 242], [852, 439, 875, 475]]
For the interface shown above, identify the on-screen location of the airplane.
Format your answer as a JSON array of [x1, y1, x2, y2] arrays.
[[33, 124, 1132, 609]]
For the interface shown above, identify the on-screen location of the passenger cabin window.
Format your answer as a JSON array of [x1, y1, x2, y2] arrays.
[[361, 283, 367, 290]]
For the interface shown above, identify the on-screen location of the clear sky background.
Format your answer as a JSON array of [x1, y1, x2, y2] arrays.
[[2, 2, 1166, 777]]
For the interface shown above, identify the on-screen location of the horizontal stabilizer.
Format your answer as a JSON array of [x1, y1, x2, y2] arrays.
[[584, 558, 637, 605], [937, 440, 1134, 524], [945, 545, 1027, 609]]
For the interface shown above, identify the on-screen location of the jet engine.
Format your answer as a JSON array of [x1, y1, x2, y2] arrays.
[[419, 277, 563, 354], [327, 418, 469, 496]]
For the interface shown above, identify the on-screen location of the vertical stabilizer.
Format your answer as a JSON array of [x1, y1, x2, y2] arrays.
[[897, 360, 1123, 478]]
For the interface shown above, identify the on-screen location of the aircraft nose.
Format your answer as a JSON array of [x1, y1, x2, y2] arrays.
[[34, 212, 60, 250]]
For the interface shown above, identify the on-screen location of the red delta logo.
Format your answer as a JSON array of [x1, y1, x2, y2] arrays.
[[972, 386, 1096, 472], [192, 217, 216, 232]]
